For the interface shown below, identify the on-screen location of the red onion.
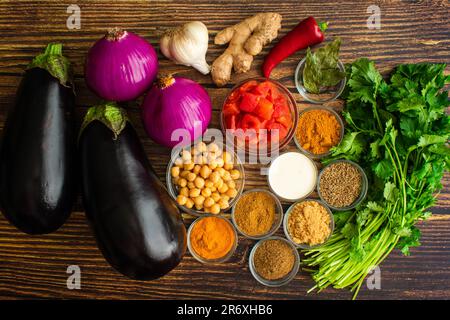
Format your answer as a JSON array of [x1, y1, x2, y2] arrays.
[[85, 28, 158, 102], [141, 75, 211, 148]]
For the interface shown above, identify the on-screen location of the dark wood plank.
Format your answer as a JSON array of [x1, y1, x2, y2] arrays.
[[0, 0, 449, 299]]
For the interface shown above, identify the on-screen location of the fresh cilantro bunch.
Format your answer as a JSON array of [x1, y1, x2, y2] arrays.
[[303, 58, 450, 299]]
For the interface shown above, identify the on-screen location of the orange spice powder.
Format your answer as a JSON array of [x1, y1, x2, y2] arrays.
[[190, 216, 235, 260], [296, 109, 341, 155]]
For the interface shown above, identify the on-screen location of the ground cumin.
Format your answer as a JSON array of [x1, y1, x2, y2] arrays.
[[287, 201, 331, 246], [190, 216, 235, 260], [253, 239, 295, 280], [296, 109, 341, 155], [233, 191, 276, 236]]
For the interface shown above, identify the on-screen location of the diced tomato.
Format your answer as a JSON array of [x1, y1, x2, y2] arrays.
[[253, 97, 274, 120], [225, 115, 237, 130], [272, 100, 290, 118], [238, 80, 258, 93], [239, 92, 260, 112], [240, 114, 261, 131], [267, 122, 288, 142], [222, 102, 240, 117], [252, 81, 272, 97], [268, 85, 283, 102], [275, 115, 292, 129], [227, 89, 241, 103]]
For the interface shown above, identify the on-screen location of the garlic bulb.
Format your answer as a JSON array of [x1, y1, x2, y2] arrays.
[[160, 21, 210, 75]]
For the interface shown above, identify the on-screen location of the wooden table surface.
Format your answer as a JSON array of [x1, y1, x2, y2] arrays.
[[0, 0, 449, 300]]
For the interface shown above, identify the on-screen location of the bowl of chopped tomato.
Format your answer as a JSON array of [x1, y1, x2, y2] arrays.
[[221, 78, 298, 155]]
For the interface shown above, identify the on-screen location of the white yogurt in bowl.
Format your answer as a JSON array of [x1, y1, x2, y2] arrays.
[[268, 152, 317, 201]]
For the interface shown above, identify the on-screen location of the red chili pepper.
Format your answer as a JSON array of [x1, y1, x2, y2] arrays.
[[262, 16, 327, 78]]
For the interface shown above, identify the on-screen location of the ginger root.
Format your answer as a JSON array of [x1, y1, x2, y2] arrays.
[[211, 13, 282, 86]]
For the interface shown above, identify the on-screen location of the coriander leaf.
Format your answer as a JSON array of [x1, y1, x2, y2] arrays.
[[417, 134, 447, 148], [383, 182, 398, 202], [373, 158, 393, 179], [347, 58, 383, 104], [366, 201, 384, 212], [397, 226, 421, 256], [330, 132, 365, 158], [341, 222, 357, 239]]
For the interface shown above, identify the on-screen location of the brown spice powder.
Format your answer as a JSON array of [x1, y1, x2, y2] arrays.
[[253, 239, 295, 280], [234, 192, 276, 236], [287, 201, 331, 246], [319, 162, 362, 208]]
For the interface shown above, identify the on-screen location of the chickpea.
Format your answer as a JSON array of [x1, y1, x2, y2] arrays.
[[226, 188, 238, 198], [200, 165, 211, 179], [211, 192, 221, 202], [181, 150, 192, 162], [195, 203, 203, 211], [193, 195, 205, 207], [187, 172, 197, 182], [221, 194, 230, 202], [204, 179, 214, 189], [174, 157, 183, 167], [208, 160, 218, 170], [214, 148, 222, 158], [215, 167, 226, 177], [208, 143, 219, 153], [215, 157, 224, 168], [196, 141, 207, 153], [210, 204, 221, 214], [222, 151, 232, 164], [223, 163, 234, 171], [171, 166, 180, 178], [204, 197, 215, 208], [172, 176, 179, 185], [178, 178, 187, 188], [193, 165, 201, 175], [194, 176, 205, 189], [227, 180, 236, 189], [209, 186, 217, 192], [184, 162, 195, 171], [176, 194, 187, 206], [218, 183, 229, 194], [214, 178, 224, 189], [187, 181, 195, 189], [222, 171, 232, 182], [189, 188, 201, 198], [204, 206, 211, 213], [185, 198, 194, 209], [201, 155, 209, 165], [194, 155, 204, 165], [180, 170, 190, 178], [218, 198, 229, 209], [201, 188, 212, 198], [209, 171, 220, 184], [179, 187, 189, 197], [230, 169, 240, 180]]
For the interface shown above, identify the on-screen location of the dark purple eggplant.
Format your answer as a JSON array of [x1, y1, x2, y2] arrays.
[[0, 43, 76, 235], [79, 103, 186, 280]]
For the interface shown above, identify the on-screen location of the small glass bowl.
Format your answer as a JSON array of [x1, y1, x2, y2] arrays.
[[294, 106, 345, 159], [231, 188, 283, 240], [267, 151, 318, 202], [295, 57, 346, 104], [317, 159, 368, 211], [220, 77, 299, 156], [249, 236, 300, 287], [283, 199, 335, 249], [187, 215, 238, 264], [166, 140, 245, 217]]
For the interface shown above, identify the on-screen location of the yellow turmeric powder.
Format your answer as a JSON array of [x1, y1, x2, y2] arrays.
[[190, 216, 235, 260], [296, 109, 341, 155]]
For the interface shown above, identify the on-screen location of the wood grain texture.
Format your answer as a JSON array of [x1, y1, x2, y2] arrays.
[[0, 0, 449, 300]]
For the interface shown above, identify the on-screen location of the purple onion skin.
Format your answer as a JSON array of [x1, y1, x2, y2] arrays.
[[85, 30, 158, 102], [142, 77, 212, 148]]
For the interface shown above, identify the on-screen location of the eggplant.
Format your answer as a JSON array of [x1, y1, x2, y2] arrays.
[[79, 103, 186, 280], [0, 43, 76, 234]]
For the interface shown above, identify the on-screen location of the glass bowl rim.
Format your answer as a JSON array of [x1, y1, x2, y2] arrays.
[[231, 188, 284, 240], [283, 198, 335, 249], [293, 106, 345, 159], [220, 77, 299, 156], [249, 236, 300, 287], [187, 215, 238, 264], [166, 139, 246, 217], [294, 57, 347, 104], [266, 150, 318, 203], [316, 159, 369, 211]]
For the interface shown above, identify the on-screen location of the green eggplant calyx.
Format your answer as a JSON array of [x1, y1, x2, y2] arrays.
[[27, 43, 73, 88], [80, 102, 130, 141]]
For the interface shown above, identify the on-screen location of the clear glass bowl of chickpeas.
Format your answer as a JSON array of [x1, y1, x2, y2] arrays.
[[166, 140, 245, 217]]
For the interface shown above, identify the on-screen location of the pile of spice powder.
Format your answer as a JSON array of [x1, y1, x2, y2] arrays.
[[287, 201, 331, 246], [253, 239, 295, 280], [233, 191, 276, 236], [296, 109, 341, 155], [190, 216, 235, 260], [319, 161, 362, 208]]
